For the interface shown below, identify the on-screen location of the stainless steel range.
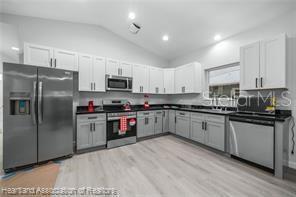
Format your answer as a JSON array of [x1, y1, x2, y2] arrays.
[[105, 100, 137, 148]]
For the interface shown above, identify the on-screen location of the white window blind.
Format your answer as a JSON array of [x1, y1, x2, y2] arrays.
[[208, 63, 240, 86]]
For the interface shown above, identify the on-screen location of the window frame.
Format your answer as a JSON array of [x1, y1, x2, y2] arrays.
[[204, 62, 240, 101]]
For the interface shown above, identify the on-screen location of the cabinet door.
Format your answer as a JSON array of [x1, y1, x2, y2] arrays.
[[24, 43, 53, 67], [162, 110, 169, 133], [176, 117, 190, 138], [146, 116, 155, 136], [93, 56, 106, 92], [78, 54, 92, 91], [54, 49, 78, 71], [132, 64, 149, 93], [106, 58, 120, 76], [154, 113, 163, 134], [260, 34, 286, 89], [163, 69, 175, 94], [169, 110, 176, 133], [137, 117, 146, 138], [174, 68, 184, 94], [92, 121, 106, 147], [149, 67, 164, 94], [205, 121, 225, 151], [120, 61, 132, 77], [77, 122, 92, 150], [191, 118, 205, 144], [183, 64, 194, 93], [240, 42, 260, 90]]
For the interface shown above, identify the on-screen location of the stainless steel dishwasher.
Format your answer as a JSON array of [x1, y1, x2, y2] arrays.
[[229, 116, 274, 169]]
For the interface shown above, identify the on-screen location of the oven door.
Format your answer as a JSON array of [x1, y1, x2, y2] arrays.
[[107, 118, 137, 141], [106, 75, 132, 91]]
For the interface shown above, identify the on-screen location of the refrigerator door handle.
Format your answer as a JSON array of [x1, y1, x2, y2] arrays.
[[38, 81, 43, 124], [32, 81, 37, 125]]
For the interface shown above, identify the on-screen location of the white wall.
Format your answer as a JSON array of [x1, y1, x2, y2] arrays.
[[0, 13, 168, 67], [168, 10, 296, 168]]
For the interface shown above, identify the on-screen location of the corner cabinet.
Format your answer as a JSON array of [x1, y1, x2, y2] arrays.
[[149, 67, 164, 94], [132, 64, 149, 93], [76, 114, 106, 151], [78, 54, 106, 92], [240, 33, 286, 90], [175, 62, 202, 94], [24, 43, 78, 71]]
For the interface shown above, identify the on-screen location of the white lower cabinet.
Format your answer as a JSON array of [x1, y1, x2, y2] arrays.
[[137, 111, 155, 138], [190, 112, 225, 151], [163, 110, 169, 133], [175, 111, 190, 138], [169, 110, 176, 133], [76, 114, 106, 150], [154, 111, 163, 134]]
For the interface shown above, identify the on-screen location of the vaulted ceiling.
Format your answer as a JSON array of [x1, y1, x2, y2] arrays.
[[1, 0, 296, 61]]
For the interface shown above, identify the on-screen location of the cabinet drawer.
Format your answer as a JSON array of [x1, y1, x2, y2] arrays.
[[205, 114, 225, 123], [137, 111, 155, 117], [155, 110, 163, 116], [176, 111, 190, 118], [190, 112, 204, 120], [77, 114, 106, 122]]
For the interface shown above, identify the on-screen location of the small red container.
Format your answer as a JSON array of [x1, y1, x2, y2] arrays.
[[88, 101, 94, 112]]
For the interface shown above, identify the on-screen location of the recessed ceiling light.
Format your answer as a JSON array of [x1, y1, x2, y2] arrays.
[[11, 47, 20, 51], [214, 34, 222, 41], [128, 12, 136, 20], [162, 35, 169, 41]]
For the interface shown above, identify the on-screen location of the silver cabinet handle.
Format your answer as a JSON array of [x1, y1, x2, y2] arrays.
[[54, 59, 57, 68], [164, 88, 166, 93], [90, 123, 92, 131], [256, 78, 258, 88], [93, 123, 96, 131], [260, 77, 263, 88], [91, 83, 93, 91], [50, 58, 53, 67], [94, 83, 96, 91], [155, 117, 157, 123], [32, 81, 37, 125], [38, 81, 43, 124]]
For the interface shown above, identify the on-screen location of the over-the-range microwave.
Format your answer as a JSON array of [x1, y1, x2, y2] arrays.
[[106, 75, 133, 92]]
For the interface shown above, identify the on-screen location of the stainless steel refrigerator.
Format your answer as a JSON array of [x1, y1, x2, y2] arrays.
[[3, 63, 74, 170]]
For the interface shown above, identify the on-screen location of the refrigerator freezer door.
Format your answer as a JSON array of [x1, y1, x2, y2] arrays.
[[3, 63, 38, 170], [37, 68, 74, 162]]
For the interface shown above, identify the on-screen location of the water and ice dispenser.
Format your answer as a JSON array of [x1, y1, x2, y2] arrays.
[[9, 92, 31, 115]]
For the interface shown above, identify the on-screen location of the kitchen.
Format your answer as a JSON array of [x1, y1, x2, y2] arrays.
[[1, 0, 296, 196]]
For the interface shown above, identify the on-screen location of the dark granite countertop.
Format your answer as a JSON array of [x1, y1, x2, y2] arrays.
[[76, 104, 291, 121]]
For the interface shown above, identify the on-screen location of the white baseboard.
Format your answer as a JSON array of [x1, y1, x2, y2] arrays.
[[289, 161, 296, 169]]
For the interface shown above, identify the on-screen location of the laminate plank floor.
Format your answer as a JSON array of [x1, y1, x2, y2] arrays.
[[55, 135, 296, 197]]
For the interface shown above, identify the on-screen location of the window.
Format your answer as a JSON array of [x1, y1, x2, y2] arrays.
[[207, 63, 240, 99]]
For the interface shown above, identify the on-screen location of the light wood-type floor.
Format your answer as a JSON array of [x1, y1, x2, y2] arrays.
[[55, 135, 296, 197]]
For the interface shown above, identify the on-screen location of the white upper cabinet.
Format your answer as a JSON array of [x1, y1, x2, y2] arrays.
[[163, 69, 175, 94], [93, 56, 106, 92], [24, 43, 53, 68], [149, 67, 164, 94], [240, 33, 286, 90], [120, 61, 132, 77], [106, 58, 120, 76], [78, 54, 93, 91], [54, 49, 78, 71], [260, 34, 286, 89], [133, 64, 149, 93], [24, 43, 78, 71], [175, 62, 202, 94], [106, 59, 132, 77], [240, 42, 260, 90], [78, 54, 106, 92]]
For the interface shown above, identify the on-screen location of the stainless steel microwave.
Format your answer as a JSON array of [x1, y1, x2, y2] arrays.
[[106, 75, 133, 92]]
